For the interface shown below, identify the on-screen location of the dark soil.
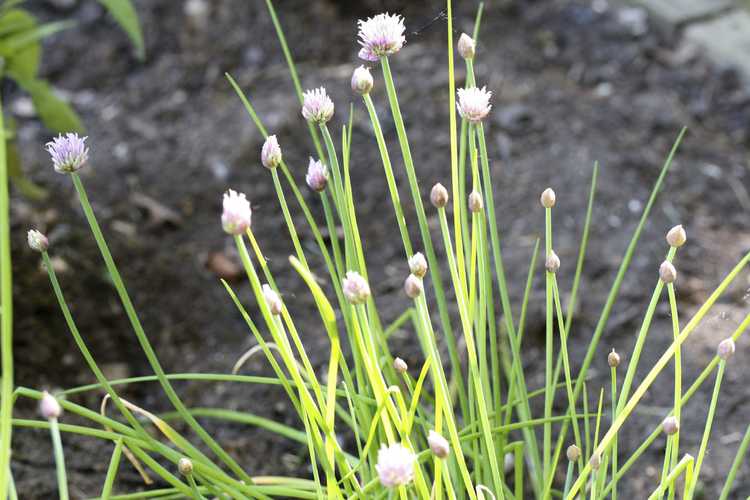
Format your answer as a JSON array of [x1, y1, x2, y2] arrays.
[[7, 0, 750, 497]]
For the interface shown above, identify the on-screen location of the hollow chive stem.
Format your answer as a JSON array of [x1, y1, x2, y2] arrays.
[[69, 173, 253, 484], [49, 417, 69, 500]]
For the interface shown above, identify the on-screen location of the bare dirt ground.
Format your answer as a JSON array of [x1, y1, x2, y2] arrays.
[[7, 0, 750, 497]]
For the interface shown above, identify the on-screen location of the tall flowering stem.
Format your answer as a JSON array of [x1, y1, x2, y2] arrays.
[[0, 96, 12, 500]]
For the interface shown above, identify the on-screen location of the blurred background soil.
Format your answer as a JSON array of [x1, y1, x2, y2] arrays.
[[7, 0, 750, 497]]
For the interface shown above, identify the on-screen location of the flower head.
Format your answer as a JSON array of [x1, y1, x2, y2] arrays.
[[45, 133, 89, 173], [666, 224, 687, 248], [39, 391, 62, 420], [27, 229, 49, 252], [457, 86, 492, 124], [221, 189, 252, 235], [430, 183, 449, 208], [306, 157, 329, 192], [458, 33, 475, 60], [540, 188, 556, 208], [262, 284, 283, 315], [357, 13, 406, 61], [343, 271, 371, 305], [469, 190, 484, 213], [428, 430, 450, 459], [261, 135, 282, 169], [351, 66, 374, 95], [302, 87, 334, 123], [659, 260, 676, 284], [566, 444, 580, 462], [662, 416, 679, 435], [178, 458, 194, 476], [717, 338, 736, 360], [404, 274, 423, 299], [408, 252, 427, 278], [546, 250, 560, 274], [376, 443, 415, 488], [393, 357, 408, 373], [608, 349, 621, 368]]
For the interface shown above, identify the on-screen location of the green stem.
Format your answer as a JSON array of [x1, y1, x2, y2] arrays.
[[69, 173, 252, 484], [100, 439, 124, 500], [719, 420, 750, 500], [49, 418, 69, 500]]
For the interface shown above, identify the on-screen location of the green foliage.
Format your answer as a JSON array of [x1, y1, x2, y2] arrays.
[[97, 0, 144, 61]]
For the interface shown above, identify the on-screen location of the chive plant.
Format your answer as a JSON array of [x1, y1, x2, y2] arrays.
[[4, 1, 749, 499]]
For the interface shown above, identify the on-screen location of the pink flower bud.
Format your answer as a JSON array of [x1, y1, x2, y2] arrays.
[[302, 87, 334, 123], [39, 391, 62, 420], [408, 252, 428, 278], [458, 33, 476, 60], [178, 457, 193, 476], [351, 66, 374, 95], [608, 349, 621, 368], [430, 183, 449, 208], [27, 229, 49, 252], [343, 271, 370, 305], [45, 133, 89, 173], [662, 416, 679, 435], [590, 453, 601, 470], [428, 430, 450, 459], [221, 189, 252, 235], [546, 250, 560, 273], [566, 444, 580, 462], [262, 284, 283, 315], [404, 274, 423, 299], [540, 188, 556, 208], [357, 13, 406, 61], [659, 261, 676, 284], [666, 225, 687, 248], [457, 86, 492, 123], [717, 338, 735, 360], [261, 135, 282, 169], [305, 158, 329, 192], [469, 190, 484, 213], [376, 443, 415, 488], [393, 357, 408, 374]]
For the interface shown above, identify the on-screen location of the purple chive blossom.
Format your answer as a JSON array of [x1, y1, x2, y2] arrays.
[[45, 133, 89, 173], [343, 271, 370, 305], [357, 13, 406, 61], [305, 157, 329, 192], [302, 87, 334, 124], [457, 86, 492, 124], [376, 443, 415, 488], [261, 135, 282, 169], [221, 189, 252, 235]]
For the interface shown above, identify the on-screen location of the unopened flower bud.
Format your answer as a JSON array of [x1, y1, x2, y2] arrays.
[[46, 133, 89, 173], [261, 135, 282, 169], [343, 271, 371, 305], [540, 188, 556, 208], [469, 191, 484, 213], [430, 183, 449, 208], [717, 338, 735, 360], [546, 250, 560, 273], [393, 357, 408, 374], [178, 457, 193, 476], [351, 66, 374, 95], [262, 284, 283, 315], [457, 33, 475, 60], [608, 349, 621, 368], [662, 416, 679, 435], [659, 261, 677, 284], [408, 252, 428, 278], [306, 158, 329, 192], [27, 229, 49, 252], [590, 453, 601, 470], [221, 189, 252, 235], [404, 274, 423, 299], [566, 444, 580, 462], [666, 225, 687, 248], [39, 391, 62, 420], [428, 430, 450, 459]]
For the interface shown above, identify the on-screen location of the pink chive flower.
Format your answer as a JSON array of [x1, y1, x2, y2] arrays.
[[221, 189, 252, 235], [457, 86, 492, 124], [45, 133, 89, 173], [261, 135, 282, 169], [343, 271, 370, 305], [302, 87, 334, 123], [306, 158, 329, 192], [376, 443, 415, 488], [357, 13, 406, 61]]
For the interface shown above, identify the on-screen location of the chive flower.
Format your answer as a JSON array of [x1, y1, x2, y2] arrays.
[[351, 66, 374, 95], [408, 252, 427, 278], [566, 444, 580, 462], [376, 443, 415, 488], [428, 430, 450, 459], [540, 188, 556, 208], [39, 391, 62, 420], [221, 189, 252, 235], [659, 261, 676, 284], [457, 86, 492, 124], [608, 349, 621, 368], [343, 271, 370, 305], [666, 224, 687, 248], [302, 87, 334, 123], [393, 357, 408, 374], [404, 274, 423, 299], [305, 157, 329, 192], [261, 135, 282, 169], [662, 416, 680, 435], [357, 13, 406, 62], [546, 250, 560, 273], [717, 338, 735, 360], [262, 284, 283, 315], [27, 229, 49, 253], [45, 133, 89, 173], [469, 190, 484, 213], [458, 33, 476, 60], [178, 458, 194, 476], [430, 183, 449, 208]]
